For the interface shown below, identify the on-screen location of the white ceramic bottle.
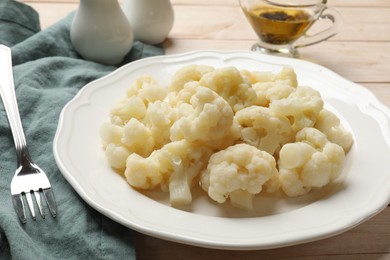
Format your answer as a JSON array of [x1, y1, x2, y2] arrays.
[[70, 0, 134, 65], [122, 0, 174, 45]]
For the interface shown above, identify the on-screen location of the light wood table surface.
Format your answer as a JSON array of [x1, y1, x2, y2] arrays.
[[21, 0, 390, 259]]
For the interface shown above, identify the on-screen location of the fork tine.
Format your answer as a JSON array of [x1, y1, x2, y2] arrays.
[[34, 190, 45, 219], [43, 188, 57, 218], [25, 192, 36, 221], [12, 194, 26, 224]]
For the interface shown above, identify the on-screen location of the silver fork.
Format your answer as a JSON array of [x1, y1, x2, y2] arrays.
[[0, 45, 57, 224]]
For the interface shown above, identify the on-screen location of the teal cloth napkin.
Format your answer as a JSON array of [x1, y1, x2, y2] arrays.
[[0, 1, 164, 259]]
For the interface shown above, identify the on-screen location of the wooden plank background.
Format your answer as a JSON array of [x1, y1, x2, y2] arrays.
[[18, 0, 390, 259], [21, 1, 390, 85]]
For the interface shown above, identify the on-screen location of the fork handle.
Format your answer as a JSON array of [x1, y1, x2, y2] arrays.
[[0, 45, 33, 167]]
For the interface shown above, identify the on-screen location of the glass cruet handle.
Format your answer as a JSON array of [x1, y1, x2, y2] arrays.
[[293, 7, 343, 49]]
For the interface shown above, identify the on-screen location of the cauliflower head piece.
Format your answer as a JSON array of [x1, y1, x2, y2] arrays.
[[165, 81, 200, 108], [169, 64, 215, 92], [199, 66, 257, 112], [241, 66, 297, 86], [314, 109, 353, 152], [103, 143, 131, 171], [101, 76, 175, 163], [250, 66, 298, 107], [126, 75, 168, 103], [278, 127, 346, 197], [125, 140, 212, 206], [100, 120, 154, 169], [101, 105, 173, 167], [253, 81, 296, 107], [121, 118, 155, 157], [234, 106, 293, 155], [109, 76, 168, 126], [170, 86, 240, 150], [124, 152, 162, 190], [142, 100, 176, 149], [109, 96, 146, 126], [100, 122, 123, 148], [270, 86, 324, 132], [200, 143, 278, 211]]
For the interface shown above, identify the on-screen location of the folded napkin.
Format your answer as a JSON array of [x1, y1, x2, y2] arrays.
[[0, 1, 164, 259]]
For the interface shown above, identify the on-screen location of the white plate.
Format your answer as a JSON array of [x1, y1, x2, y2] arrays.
[[53, 50, 390, 250]]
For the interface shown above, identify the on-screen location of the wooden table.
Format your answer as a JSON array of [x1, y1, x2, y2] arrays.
[[21, 0, 390, 259]]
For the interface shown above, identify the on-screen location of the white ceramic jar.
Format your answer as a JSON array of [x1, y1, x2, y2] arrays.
[[122, 0, 174, 45], [70, 0, 134, 65]]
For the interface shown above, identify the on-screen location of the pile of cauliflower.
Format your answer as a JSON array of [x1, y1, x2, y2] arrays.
[[100, 65, 353, 211]]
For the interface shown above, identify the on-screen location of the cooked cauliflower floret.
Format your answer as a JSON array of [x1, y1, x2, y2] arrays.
[[241, 66, 297, 86], [159, 140, 212, 205], [200, 143, 278, 210], [110, 96, 146, 126], [270, 86, 324, 132], [296, 127, 328, 149], [278, 128, 346, 197], [273, 66, 298, 87], [234, 106, 293, 155], [170, 86, 240, 150], [199, 66, 257, 112], [142, 100, 176, 149], [169, 64, 214, 91], [314, 109, 353, 152], [100, 122, 124, 147], [100, 123, 130, 170], [124, 152, 162, 190], [250, 67, 298, 107], [121, 118, 155, 157], [125, 140, 212, 206], [126, 75, 168, 103], [166, 81, 200, 108], [240, 70, 274, 84], [104, 143, 131, 171], [109, 76, 167, 126], [253, 81, 296, 107]]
